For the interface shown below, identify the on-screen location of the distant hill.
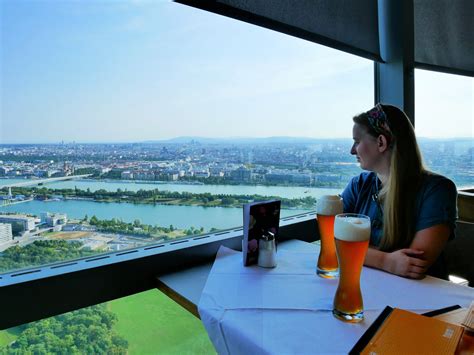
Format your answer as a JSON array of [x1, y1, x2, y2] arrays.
[[142, 136, 352, 145], [2, 136, 471, 146], [417, 137, 474, 143]]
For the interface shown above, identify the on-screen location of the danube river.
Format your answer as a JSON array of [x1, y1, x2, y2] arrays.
[[0, 178, 343, 198], [0, 179, 343, 230], [0, 200, 309, 230]]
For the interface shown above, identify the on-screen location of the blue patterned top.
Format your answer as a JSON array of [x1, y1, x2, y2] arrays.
[[341, 171, 457, 247]]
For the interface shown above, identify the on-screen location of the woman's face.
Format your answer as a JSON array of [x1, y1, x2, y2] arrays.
[[351, 124, 382, 171]]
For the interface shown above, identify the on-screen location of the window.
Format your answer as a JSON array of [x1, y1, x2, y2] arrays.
[[0, 1, 373, 275], [414, 69, 474, 188]]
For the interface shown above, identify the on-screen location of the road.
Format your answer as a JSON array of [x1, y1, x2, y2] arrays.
[[1, 174, 92, 189]]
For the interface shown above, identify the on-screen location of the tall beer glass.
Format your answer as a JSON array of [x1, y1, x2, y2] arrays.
[[316, 195, 343, 278], [332, 213, 370, 322]]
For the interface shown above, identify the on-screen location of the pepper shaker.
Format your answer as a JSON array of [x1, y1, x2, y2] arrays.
[[258, 230, 277, 268]]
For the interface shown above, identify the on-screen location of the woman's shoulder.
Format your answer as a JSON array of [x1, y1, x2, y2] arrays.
[[344, 171, 377, 197], [418, 172, 457, 202], [342, 172, 377, 211], [420, 171, 457, 195], [414, 171, 458, 237], [352, 171, 377, 182], [350, 171, 378, 186]]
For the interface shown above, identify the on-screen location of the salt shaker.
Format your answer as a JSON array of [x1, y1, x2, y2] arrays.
[[258, 230, 277, 268]]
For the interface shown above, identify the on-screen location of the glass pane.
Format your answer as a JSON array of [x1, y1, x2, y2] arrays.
[[0, 1, 373, 273], [0, 289, 214, 354], [415, 69, 474, 188]]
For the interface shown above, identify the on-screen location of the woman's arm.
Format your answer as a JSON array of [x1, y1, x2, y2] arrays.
[[364, 224, 450, 279]]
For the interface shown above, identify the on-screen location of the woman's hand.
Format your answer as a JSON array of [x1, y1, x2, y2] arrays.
[[365, 224, 450, 279], [383, 249, 429, 279]]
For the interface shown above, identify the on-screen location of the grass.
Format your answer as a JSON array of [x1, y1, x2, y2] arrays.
[[0, 289, 215, 354], [47, 231, 93, 240], [0, 327, 22, 348], [108, 289, 216, 355]]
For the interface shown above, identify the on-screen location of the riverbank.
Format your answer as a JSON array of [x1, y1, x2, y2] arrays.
[[5, 186, 318, 210], [0, 199, 308, 230], [86, 177, 345, 188], [0, 178, 343, 199]]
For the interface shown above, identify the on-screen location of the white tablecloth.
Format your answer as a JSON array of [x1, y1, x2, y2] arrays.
[[198, 243, 474, 355]]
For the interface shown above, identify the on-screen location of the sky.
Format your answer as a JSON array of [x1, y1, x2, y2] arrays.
[[1, 0, 473, 144]]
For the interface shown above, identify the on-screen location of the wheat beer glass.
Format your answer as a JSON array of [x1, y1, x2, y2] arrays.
[[332, 213, 370, 322], [316, 195, 343, 278]]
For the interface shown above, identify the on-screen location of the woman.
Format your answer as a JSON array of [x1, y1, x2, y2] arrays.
[[342, 103, 457, 279]]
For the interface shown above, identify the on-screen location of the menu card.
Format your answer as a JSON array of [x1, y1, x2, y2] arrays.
[[242, 200, 280, 266], [351, 306, 465, 354]]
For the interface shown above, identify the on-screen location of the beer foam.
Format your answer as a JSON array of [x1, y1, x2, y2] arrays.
[[334, 216, 370, 242], [316, 195, 343, 215]]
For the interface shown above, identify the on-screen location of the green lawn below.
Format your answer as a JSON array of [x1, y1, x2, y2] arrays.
[[108, 289, 216, 355], [0, 289, 215, 355]]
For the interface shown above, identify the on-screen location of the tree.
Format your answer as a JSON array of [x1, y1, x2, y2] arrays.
[[89, 215, 99, 225], [0, 240, 98, 273], [1, 304, 128, 354], [221, 197, 236, 205]]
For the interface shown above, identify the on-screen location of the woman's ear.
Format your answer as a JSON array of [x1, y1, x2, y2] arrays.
[[377, 135, 389, 152]]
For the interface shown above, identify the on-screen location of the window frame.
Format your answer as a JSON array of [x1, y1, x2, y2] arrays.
[[2, 0, 471, 334], [0, 212, 317, 329]]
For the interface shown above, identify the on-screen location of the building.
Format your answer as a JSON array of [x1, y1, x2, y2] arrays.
[[63, 161, 74, 176], [35, 170, 52, 178], [0, 223, 13, 244], [134, 171, 155, 181], [291, 173, 312, 185], [194, 170, 210, 178], [0, 214, 36, 233], [230, 166, 251, 182], [210, 168, 225, 177], [121, 171, 134, 180], [40, 212, 68, 227], [265, 172, 290, 184]]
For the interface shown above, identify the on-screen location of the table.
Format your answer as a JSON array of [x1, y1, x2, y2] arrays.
[[156, 240, 318, 318], [197, 241, 474, 354]]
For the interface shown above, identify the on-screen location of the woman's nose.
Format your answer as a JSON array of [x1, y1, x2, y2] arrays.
[[350, 144, 356, 155]]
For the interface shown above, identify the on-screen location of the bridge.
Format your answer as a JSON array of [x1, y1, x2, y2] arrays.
[[1, 174, 93, 197]]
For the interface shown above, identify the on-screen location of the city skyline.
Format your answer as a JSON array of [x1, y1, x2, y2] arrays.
[[1, 1, 473, 144], [1, 135, 473, 145]]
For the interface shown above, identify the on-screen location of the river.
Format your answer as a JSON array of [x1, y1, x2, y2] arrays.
[[0, 179, 323, 230], [1, 199, 310, 230], [0, 199, 308, 230], [0, 178, 342, 199]]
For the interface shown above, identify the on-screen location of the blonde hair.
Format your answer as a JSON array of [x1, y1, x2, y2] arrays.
[[354, 104, 426, 251]]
